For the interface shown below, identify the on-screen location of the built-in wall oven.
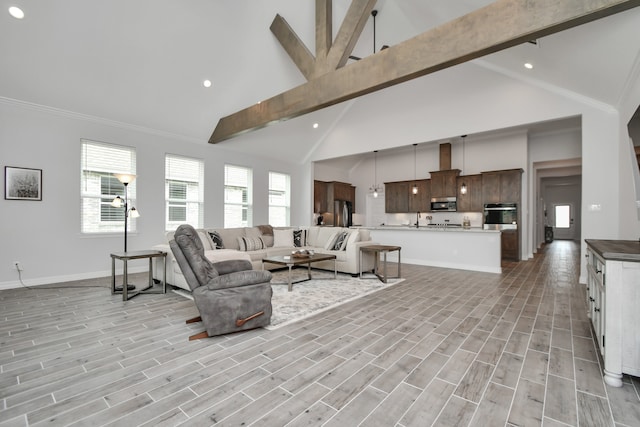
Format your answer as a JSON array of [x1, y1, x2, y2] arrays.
[[483, 203, 517, 229]]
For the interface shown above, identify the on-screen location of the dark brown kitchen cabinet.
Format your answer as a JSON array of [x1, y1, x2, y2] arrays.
[[313, 180, 328, 213], [501, 230, 519, 261], [314, 180, 356, 217], [409, 180, 431, 212], [430, 169, 460, 198], [482, 169, 523, 204], [385, 181, 410, 213], [457, 174, 483, 212]]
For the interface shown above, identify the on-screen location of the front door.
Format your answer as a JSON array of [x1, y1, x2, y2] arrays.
[[553, 203, 576, 240]]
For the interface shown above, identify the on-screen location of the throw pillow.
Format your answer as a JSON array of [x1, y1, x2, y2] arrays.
[[273, 229, 294, 247], [208, 231, 224, 249], [237, 236, 265, 251], [257, 224, 274, 236], [324, 232, 339, 250], [331, 231, 349, 251], [343, 230, 360, 251], [262, 235, 274, 247], [293, 229, 307, 247]]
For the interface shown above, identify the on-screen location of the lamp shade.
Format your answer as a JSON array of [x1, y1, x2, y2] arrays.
[[130, 207, 140, 218], [111, 195, 123, 208], [114, 173, 136, 184]]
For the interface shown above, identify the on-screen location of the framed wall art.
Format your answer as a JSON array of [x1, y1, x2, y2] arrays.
[[4, 166, 42, 201]]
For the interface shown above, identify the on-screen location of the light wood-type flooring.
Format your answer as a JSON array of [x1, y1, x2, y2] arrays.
[[1, 240, 639, 426]]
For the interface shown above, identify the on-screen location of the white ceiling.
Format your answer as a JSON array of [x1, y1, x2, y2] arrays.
[[2, 1, 640, 164]]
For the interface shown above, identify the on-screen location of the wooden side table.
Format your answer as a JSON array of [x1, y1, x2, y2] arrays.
[[359, 245, 401, 283], [111, 250, 167, 301]]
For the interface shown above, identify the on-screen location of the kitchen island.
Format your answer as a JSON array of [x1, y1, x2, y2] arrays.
[[358, 226, 502, 274]]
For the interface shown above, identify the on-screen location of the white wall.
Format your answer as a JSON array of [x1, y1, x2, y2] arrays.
[[0, 100, 306, 287]]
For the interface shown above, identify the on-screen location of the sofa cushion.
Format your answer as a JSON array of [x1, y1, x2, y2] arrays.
[[203, 249, 251, 263], [306, 226, 320, 246], [273, 229, 293, 247], [317, 227, 344, 248], [343, 230, 360, 250], [245, 227, 262, 239], [215, 227, 245, 251], [198, 230, 215, 250]]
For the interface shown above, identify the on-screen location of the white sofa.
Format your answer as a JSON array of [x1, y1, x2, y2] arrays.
[[153, 225, 378, 291]]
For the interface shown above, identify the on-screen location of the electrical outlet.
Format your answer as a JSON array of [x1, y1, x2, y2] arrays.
[[14, 261, 23, 272]]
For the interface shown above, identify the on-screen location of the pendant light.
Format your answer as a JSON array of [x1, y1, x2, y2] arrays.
[[460, 135, 467, 195], [370, 150, 382, 198], [412, 144, 418, 195]]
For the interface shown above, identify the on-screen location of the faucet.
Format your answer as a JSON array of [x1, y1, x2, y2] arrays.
[[416, 212, 421, 228]]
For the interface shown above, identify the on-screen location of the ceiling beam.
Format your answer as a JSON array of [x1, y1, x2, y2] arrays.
[[210, 0, 640, 144]]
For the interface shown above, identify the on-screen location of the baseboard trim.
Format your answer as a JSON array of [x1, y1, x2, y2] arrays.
[[0, 266, 149, 290]]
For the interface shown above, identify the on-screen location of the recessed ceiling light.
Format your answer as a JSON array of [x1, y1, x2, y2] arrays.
[[313, 123, 319, 129], [203, 79, 212, 88], [9, 6, 24, 19], [524, 62, 534, 69]]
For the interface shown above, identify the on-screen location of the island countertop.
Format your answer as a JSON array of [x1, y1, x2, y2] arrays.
[[585, 239, 640, 262], [358, 225, 502, 274], [358, 225, 500, 234]]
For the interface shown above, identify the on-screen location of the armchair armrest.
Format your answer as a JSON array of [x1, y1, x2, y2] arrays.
[[204, 269, 273, 291], [212, 259, 253, 275]]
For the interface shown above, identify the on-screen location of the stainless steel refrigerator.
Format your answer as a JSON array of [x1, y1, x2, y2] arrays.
[[334, 200, 353, 227]]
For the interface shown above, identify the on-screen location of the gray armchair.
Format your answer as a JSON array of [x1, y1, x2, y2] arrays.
[[170, 224, 273, 340]]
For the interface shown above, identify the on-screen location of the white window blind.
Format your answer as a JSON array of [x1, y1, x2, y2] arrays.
[[81, 139, 136, 233], [165, 154, 204, 231], [224, 164, 252, 228], [269, 172, 290, 226]]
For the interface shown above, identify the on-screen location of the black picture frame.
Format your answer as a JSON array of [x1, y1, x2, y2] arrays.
[[4, 166, 42, 201]]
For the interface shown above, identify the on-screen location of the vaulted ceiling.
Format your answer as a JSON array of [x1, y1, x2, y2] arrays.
[[2, 1, 640, 163]]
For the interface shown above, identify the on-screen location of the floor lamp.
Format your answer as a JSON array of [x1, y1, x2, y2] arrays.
[[111, 173, 140, 291]]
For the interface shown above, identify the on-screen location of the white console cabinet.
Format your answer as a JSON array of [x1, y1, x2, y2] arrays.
[[585, 240, 640, 387]]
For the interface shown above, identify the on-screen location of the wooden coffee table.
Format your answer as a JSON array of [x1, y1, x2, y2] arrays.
[[262, 253, 337, 291]]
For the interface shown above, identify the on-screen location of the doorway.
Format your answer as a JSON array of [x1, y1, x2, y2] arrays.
[[553, 203, 577, 240]]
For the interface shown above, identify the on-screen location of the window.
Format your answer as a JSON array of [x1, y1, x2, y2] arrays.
[[81, 139, 136, 233], [269, 172, 290, 226], [224, 165, 252, 227], [165, 154, 204, 231]]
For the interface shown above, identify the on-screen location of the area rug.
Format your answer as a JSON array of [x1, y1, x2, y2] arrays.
[[172, 269, 404, 330]]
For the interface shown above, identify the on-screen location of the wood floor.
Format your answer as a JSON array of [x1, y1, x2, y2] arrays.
[[1, 241, 639, 426]]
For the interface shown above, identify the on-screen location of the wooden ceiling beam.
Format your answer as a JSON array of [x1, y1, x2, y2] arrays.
[[319, 0, 377, 75], [270, 14, 316, 81], [315, 0, 332, 62], [210, 0, 640, 144]]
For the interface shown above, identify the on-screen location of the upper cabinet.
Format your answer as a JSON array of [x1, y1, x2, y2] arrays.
[[385, 179, 430, 213], [457, 174, 483, 212], [409, 180, 431, 213], [482, 169, 523, 204], [313, 180, 328, 214], [314, 180, 356, 215], [385, 181, 410, 213], [430, 169, 460, 198]]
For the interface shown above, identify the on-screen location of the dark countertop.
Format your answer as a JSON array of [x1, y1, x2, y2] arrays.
[[585, 239, 640, 262]]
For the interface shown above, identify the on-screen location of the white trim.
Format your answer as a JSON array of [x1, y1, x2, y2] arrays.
[[0, 266, 149, 290]]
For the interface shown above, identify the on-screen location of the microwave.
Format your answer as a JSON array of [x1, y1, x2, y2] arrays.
[[431, 197, 457, 212]]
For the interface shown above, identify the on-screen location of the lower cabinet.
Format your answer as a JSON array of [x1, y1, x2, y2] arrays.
[[501, 230, 519, 261], [585, 240, 640, 387]]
